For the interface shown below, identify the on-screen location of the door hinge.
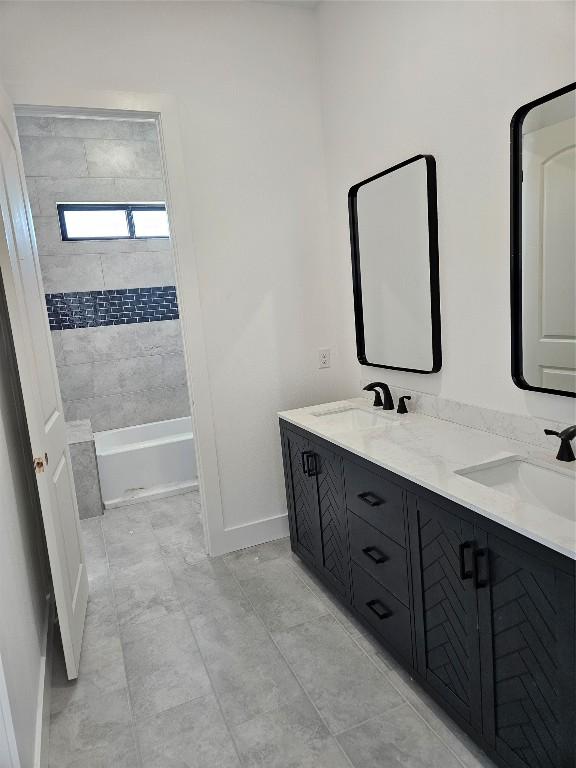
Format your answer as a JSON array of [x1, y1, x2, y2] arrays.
[[33, 452, 49, 473]]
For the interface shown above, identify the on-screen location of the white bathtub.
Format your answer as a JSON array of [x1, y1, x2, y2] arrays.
[[94, 417, 198, 508]]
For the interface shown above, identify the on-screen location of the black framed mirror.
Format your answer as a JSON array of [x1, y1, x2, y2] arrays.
[[349, 154, 441, 374], [511, 82, 576, 398]]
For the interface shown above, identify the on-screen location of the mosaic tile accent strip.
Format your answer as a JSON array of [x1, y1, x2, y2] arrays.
[[46, 286, 179, 330]]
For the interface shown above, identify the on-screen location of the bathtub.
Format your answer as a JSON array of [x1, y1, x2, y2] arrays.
[[94, 417, 198, 508]]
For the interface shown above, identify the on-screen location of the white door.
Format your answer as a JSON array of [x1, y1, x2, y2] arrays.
[[522, 116, 576, 391], [0, 85, 87, 679]]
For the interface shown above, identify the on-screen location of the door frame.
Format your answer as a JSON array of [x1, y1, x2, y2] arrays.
[[6, 83, 226, 555]]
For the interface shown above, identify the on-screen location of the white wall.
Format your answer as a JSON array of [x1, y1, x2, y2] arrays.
[[0, 267, 48, 768], [0, 1, 574, 558], [0, 1, 348, 551], [316, 0, 576, 425]]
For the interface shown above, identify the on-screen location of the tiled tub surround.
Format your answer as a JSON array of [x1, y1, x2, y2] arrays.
[[17, 114, 190, 432], [66, 419, 103, 519], [46, 286, 179, 331], [53, 320, 189, 432]]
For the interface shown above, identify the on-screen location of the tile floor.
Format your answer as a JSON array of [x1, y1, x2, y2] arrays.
[[49, 490, 497, 767]]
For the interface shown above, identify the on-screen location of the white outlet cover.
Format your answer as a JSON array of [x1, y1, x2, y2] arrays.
[[318, 348, 331, 368]]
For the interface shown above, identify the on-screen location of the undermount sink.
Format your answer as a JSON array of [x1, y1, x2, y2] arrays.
[[310, 405, 397, 431], [456, 456, 576, 521]]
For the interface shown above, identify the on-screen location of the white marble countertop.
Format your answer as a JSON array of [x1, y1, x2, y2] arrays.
[[278, 398, 576, 561]]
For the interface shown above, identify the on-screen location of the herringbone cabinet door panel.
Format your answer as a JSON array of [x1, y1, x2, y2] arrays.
[[491, 550, 560, 768], [287, 432, 320, 560], [414, 499, 481, 725], [315, 447, 349, 593]]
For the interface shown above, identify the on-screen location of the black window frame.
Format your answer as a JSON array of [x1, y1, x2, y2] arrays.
[[57, 203, 169, 242]]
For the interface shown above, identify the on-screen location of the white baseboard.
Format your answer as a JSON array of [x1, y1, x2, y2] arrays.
[[34, 597, 54, 768], [104, 480, 199, 510], [209, 513, 289, 557]]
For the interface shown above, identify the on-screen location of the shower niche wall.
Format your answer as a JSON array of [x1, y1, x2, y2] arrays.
[[17, 113, 197, 514]]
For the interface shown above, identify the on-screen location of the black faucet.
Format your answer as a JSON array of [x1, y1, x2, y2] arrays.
[[397, 395, 411, 415], [363, 382, 394, 410], [544, 425, 576, 462]]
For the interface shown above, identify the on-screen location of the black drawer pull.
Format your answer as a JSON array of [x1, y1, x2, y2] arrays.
[[459, 541, 475, 580], [474, 548, 490, 589], [357, 491, 384, 507], [366, 599, 392, 620], [362, 546, 388, 565]]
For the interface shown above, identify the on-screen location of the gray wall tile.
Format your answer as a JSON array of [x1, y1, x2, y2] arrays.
[[55, 321, 184, 366], [52, 117, 157, 142], [161, 353, 188, 390], [19, 136, 88, 177], [16, 115, 54, 137], [101, 251, 175, 290], [40, 253, 104, 293], [85, 139, 162, 178], [58, 356, 165, 401], [30, 176, 165, 217], [64, 384, 190, 431]]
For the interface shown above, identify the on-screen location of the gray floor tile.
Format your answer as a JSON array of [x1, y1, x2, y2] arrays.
[[237, 559, 329, 632], [165, 555, 253, 628], [122, 612, 211, 720], [231, 696, 351, 768], [336, 703, 464, 768], [82, 573, 122, 651], [273, 614, 405, 733], [81, 517, 108, 581], [194, 612, 303, 726], [111, 556, 181, 628], [223, 537, 292, 580], [136, 695, 240, 768], [289, 558, 367, 638], [51, 634, 127, 716], [102, 509, 161, 567], [384, 668, 498, 768], [49, 688, 138, 768]]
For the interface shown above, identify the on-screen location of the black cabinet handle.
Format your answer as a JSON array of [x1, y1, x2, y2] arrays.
[[366, 599, 392, 620], [459, 541, 475, 580], [301, 451, 318, 477], [362, 546, 388, 565], [357, 491, 384, 507], [306, 452, 318, 477], [474, 548, 490, 589]]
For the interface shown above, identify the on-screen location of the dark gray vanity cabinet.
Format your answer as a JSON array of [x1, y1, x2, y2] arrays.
[[279, 420, 576, 768], [281, 428, 350, 598]]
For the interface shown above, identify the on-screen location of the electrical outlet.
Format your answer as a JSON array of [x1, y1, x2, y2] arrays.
[[318, 348, 331, 369]]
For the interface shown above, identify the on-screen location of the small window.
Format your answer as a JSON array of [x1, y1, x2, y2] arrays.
[[57, 203, 170, 241]]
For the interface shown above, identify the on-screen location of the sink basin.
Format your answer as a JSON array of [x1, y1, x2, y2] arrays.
[[310, 406, 397, 431], [456, 456, 576, 521]]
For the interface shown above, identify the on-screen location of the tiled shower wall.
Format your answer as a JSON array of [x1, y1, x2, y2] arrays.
[[17, 115, 190, 432]]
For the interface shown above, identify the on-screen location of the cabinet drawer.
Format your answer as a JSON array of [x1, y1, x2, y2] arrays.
[[349, 512, 409, 606], [344, 460, 406, 545], [352, 563, 412, 662]]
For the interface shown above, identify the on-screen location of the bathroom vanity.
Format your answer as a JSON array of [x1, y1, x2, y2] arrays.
[[279, 400, 576, 768]]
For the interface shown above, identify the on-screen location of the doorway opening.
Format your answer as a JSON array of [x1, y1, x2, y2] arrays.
[[14, 108, 208, 618]]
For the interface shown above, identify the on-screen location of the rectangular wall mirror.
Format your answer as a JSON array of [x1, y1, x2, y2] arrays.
[[511, 82, 576, 398], [349, 154, 441, 374]]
